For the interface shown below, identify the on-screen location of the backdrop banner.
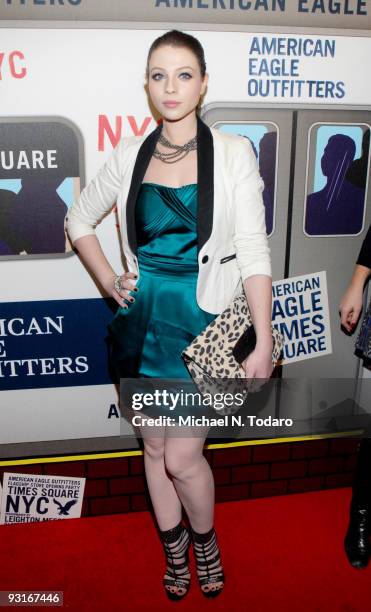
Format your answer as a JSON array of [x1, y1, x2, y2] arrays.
[[0, 0, 370, 31], [0, 25, 370, 452]]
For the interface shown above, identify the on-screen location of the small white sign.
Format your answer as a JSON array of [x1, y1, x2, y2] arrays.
[[0, 472, 86, 525], [272, 270, 332, 364]]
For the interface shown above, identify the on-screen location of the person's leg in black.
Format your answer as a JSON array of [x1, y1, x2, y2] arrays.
[[345, 437, 371, 568]]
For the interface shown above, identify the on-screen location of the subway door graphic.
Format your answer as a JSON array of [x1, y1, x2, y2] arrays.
[[288, 109, 371, 379], [285, 109, 371, 433], [202, 105, 371, 435], [202, 104, 295, 434], [202, 103, 292, 285]]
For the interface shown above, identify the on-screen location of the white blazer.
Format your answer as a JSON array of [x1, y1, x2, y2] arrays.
[[66, 115, 271, 315]]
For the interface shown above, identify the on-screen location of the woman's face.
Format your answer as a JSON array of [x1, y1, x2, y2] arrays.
[[147, 44, 208, 122]]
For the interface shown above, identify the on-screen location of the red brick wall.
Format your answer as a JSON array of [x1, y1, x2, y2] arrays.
[[0, 438, 359, 517]]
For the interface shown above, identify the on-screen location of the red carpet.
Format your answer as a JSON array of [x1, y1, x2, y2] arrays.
[[1, 488, 371, 611]]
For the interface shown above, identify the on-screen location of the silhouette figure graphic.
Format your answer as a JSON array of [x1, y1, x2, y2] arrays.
[[346, 129, 370, 190], [8, 176, 68, 254], [305, 133, 365, 236], [242, 132, 276, 236], [0, 188, 18, 254]]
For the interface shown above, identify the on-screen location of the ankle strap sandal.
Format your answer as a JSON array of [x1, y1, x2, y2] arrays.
[[191, 526, 225, 598], [160, 521, 191, 601]]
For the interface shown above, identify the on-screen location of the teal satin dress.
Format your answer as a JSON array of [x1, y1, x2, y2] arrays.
[[107, 182, 217, 416]]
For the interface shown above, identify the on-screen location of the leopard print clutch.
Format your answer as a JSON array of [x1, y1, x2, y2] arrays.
[[181, 292, 284, 416]]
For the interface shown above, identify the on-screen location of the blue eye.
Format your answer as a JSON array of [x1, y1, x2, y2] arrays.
[[150, 72, 192, 81]]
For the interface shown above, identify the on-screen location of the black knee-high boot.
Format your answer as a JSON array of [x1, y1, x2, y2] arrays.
[[345, 438, 371, 568]]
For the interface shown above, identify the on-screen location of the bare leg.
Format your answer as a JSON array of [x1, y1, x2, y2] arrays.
[[137, 419, 190, 598], [164, 426, 214, 532], [137, 420, 182, 530], [164, 426, 224, 595]]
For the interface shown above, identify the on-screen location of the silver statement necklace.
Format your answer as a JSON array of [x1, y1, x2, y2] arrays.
[[153, 132, 197, 164]]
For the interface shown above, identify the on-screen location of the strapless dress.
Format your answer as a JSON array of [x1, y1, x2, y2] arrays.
[[107, 182, 217, 418]]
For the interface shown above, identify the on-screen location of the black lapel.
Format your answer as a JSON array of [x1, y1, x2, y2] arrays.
[[196, 114, 214, 254], [126, 121, 162, 254], [126, 114, 214, 256]]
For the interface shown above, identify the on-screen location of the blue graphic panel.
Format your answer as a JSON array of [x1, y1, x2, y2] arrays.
[[58, 177, 74, 208], [0, 179, 22, 194], [305, 124, 370, 236], [0, 120, 82, 256], [217, 123, 268, 163], [0, 298, 117, 391], [314, 125, 363, 192]]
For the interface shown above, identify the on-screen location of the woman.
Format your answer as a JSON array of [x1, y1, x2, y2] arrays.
[[339, 223, 371, 569], [66, 30, 273, 600]]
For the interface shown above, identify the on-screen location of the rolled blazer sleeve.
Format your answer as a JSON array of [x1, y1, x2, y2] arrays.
[[231, 137, 272, 281], [66, 138, 126, 244]]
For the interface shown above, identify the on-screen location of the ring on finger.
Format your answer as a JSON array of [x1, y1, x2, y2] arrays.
[[114, 274, 124, 293]]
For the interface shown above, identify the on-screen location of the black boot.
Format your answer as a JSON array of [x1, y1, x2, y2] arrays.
[[344, 500, 370, 568], [344, 439, 371, 569]]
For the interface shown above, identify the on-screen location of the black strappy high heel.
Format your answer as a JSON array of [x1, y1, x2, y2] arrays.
[[191, 526, 225, 598], [160, 521, 191, 601]]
